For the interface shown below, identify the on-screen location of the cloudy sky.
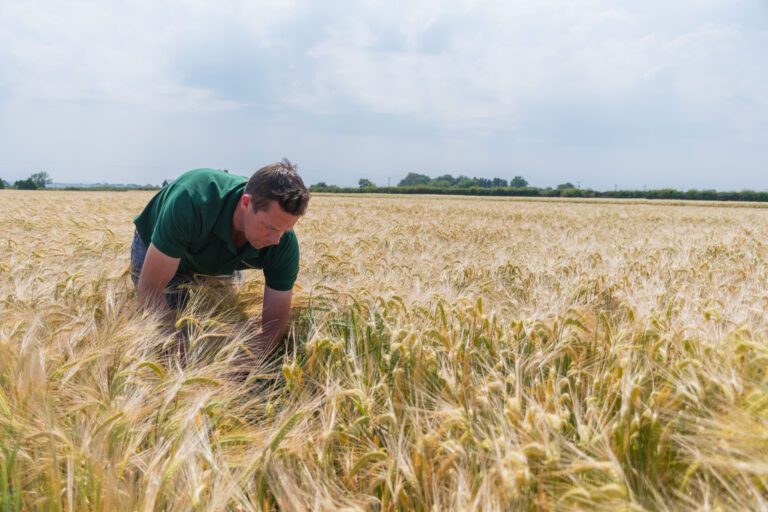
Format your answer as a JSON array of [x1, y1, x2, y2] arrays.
[[1, 0, 766, 189]]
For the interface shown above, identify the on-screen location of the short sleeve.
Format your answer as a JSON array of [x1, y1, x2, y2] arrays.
[[150, 191, 199, 258], [263, 231, 299, 291]]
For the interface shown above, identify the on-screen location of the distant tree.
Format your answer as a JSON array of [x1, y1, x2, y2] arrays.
[[455, 175, 475, 188], [162, 179, 170, 187], [30, 171, 52, 189], [556, 182, 576, 190], [510, 176, 528, 188], [310, 182, 342, 192], [398, 172, 431, 187], [311, 182, 341, 192], [14, 178, 38, 190], [432, 174, 457, 187], [358, 178, 375, 188], [491, 177, 509, 188], [0, 178, 5, 189]]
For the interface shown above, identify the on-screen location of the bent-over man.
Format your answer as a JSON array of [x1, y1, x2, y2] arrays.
[[130, 159, 310, 359]]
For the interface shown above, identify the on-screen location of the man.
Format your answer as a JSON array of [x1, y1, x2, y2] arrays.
[[131, 159, 310, 359]]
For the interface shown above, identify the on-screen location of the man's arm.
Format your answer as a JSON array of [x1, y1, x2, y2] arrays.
[[137, 243, 180, 316], [248, 286, 293, 360]]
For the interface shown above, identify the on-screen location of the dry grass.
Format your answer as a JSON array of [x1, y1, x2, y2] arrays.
[[1, 190, 767, 510]]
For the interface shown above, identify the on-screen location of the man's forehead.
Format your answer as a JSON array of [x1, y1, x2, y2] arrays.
[[264, 202, 298, 229]]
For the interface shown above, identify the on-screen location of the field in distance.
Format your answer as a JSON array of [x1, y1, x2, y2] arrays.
[[1, 190, 767, 510]]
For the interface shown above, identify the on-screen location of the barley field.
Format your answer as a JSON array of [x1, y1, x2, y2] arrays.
[[1, 190, 767, 511]]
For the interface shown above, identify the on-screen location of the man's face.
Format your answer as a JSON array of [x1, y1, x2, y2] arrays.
[[241, 197, 299, 249]]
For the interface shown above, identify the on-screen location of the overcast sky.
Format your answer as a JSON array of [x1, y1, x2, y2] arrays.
[[1, 0, 766, 189]]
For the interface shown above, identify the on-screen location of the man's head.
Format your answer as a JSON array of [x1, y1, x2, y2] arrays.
[[237, 159, 310, 249], [245, 158, 310, 216]]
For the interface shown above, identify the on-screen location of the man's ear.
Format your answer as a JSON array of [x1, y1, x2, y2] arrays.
[[241, 193, 252, 210]]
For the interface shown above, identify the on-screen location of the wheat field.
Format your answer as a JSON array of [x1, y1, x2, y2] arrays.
[[0, 190, 767, 511]]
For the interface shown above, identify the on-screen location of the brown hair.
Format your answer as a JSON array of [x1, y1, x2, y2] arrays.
[[245, 158, 310, 216]]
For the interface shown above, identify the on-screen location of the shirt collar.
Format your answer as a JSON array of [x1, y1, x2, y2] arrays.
[[214, 182, 258, 257]]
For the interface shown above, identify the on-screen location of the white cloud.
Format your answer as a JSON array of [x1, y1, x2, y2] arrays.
[[0, 0, 300, 113], [288, 0, 767, 137], [2, 0, 764, 123]]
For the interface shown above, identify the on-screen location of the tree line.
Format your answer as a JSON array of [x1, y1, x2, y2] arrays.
[[310, 173, 768, 203], [4, 170, 766, 203], [0, 172, 160, 191], [359, 172, 533, 189], [0, 172, 52, 190]]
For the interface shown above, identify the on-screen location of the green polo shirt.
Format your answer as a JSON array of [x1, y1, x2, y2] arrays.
[[133, 168, 299, 291]]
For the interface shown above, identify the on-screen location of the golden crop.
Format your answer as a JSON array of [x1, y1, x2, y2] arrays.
[[0, 190, 767, 510]]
